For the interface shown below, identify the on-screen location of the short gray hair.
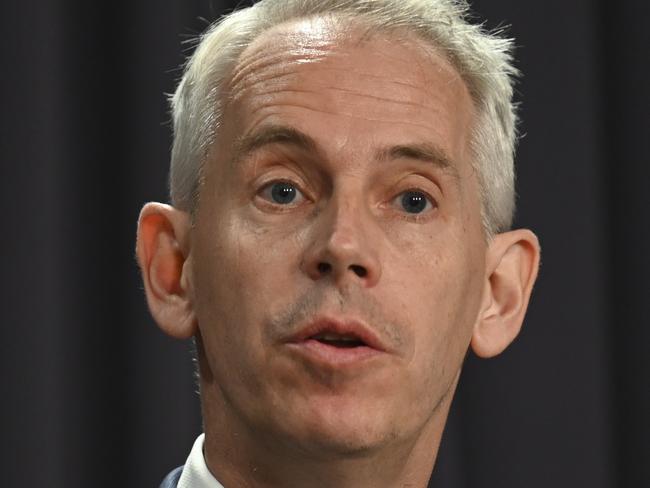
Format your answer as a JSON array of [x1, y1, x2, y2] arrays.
[[169, 0, 519, 236]]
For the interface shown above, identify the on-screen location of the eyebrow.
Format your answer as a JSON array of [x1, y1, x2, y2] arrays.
[[231, 124, 458, 176], [231, 125, 319, 165], [375, 143, 457, 176]]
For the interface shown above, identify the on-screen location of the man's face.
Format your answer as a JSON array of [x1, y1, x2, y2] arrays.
[[189, 19, 486, 456]]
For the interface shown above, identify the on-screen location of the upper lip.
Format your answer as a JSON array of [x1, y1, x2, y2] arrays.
[[286, 316, 388, 352]]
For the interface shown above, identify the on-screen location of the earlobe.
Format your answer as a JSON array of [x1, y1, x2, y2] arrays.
[[471, 229, 540, 358], [135, 202, 197, 339]]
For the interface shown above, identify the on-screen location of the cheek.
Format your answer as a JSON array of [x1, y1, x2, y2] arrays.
[[387, 230, 483, 370], [190, 224, 274, 405], [191, 205, 305, 345]]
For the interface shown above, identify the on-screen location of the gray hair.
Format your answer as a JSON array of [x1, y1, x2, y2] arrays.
[[169, 0, 519, 236]]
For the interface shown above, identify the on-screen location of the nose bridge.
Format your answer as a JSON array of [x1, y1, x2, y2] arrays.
[[328, 186, 367, 247], [303, 182, 381, 286]]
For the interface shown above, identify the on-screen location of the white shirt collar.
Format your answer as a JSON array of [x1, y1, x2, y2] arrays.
[[178, 434, 225, 488]]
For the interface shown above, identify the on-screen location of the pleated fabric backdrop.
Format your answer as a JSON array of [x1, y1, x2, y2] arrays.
[[1, 0, 648, 486]]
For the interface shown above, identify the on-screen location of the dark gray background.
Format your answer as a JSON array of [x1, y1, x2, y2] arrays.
[[1, 0, 648, 486]]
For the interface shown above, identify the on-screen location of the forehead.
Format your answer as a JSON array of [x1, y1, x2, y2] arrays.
[[223, 16, 475, 172]]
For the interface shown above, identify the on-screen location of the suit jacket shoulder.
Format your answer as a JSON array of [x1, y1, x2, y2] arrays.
[[159, 466, 184, 488]]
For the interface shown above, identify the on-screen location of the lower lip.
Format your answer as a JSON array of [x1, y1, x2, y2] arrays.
[[285, 339, 384, 366]]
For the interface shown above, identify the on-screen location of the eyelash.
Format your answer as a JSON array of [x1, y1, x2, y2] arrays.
[[255, 180, 438, 221], [388, 187, 438, 222], [256, 179, 309, 210]]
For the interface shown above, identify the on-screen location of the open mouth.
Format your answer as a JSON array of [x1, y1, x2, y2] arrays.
[[284, 316, 387, 365], [309, 333, 367, 349]]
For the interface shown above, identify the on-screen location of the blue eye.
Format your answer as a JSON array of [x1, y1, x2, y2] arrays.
[[396, 190, 433, 214], [260, 181, 305, 205]]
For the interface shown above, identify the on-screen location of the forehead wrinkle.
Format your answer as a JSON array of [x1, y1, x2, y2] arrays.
[[244, 81, 441, 115], [229, 21, 343, 93], [319, 85, 437, 111], [230, 50, 326, 91], [229, 56, 322, 101], [246, 100, 452, 139], [234, 63, 446, 117], [310, 66, 436, 103], [244, 82, 454, 133], [228, 25, 470, 122], [230, 45, 465, 117], [229, 69, 302, 103], [322, 69, 433, 94]]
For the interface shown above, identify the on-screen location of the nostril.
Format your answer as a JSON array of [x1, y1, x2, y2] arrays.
[[350, 264, 367, 278], [317, 262, 332, 274]]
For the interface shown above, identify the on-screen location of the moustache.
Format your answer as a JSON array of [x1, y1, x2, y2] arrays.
[[265, 283, 406, 352]]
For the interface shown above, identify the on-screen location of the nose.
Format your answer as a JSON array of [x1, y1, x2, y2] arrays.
[[301, 194, 382, 288]]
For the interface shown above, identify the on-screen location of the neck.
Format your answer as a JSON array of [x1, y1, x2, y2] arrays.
[[200, 381, 454, 488]]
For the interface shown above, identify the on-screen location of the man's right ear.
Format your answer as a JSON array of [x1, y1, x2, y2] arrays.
[[135, 202, 197, 339]]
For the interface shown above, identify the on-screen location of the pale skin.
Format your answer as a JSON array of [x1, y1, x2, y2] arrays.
[[136, 17, 540, 488]]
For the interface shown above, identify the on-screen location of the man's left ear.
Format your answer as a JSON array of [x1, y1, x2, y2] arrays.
[[471, 229, 541, 358]]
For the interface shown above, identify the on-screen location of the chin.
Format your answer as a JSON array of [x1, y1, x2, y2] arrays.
[[298, 426, 393, 458], [276, 396, 402, 458]]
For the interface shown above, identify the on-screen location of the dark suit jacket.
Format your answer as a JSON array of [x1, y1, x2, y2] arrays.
[[159, 466, 184, 488]]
